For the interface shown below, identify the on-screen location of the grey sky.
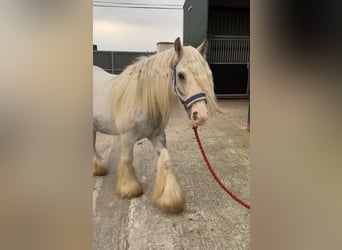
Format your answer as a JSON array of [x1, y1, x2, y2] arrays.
[[93, 0, 185, 51]]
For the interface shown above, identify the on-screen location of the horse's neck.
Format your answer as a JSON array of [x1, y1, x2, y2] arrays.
[[142, 51, 174, 90], [137, 51, 176, 127]]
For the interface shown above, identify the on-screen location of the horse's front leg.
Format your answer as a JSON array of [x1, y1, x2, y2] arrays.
[[93, 130, 107, 176], [116, 133, 143, 198], [150, 130, 185, 213]]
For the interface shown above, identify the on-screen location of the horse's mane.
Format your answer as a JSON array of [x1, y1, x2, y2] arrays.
[[111, 46, 217, 132]]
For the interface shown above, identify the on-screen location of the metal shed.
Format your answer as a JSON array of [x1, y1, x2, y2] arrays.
[[93, 51, 155, 75], [183, 0, 250, 97]]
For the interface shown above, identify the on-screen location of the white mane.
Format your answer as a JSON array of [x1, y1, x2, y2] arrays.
[[111, 46, 217, 132]]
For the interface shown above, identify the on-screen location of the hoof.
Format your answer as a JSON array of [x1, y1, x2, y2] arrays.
[[116, 163, 143, 198], [152, 175, 185, 214], [116, 181, 143, 199], [154, 193, 185, 214], [93, 158, 107, 176]]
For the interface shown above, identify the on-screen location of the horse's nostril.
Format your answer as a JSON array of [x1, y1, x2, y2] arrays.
[[192, 111, 198, 120]]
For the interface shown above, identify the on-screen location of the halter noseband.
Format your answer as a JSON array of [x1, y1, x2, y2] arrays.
[[173, 64, 206, 117]]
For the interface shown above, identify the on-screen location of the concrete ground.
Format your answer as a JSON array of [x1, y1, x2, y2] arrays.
[[93, 99, 250, 250]]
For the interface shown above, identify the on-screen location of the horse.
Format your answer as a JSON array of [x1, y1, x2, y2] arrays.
[[93, 37, 217, 213]]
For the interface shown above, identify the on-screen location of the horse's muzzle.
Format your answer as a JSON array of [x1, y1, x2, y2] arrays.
[[190, 100, 208, 126]]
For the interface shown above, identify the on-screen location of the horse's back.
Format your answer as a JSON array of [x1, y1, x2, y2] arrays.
[[93, 66, 116, 82], [93, 66, 118, 135]]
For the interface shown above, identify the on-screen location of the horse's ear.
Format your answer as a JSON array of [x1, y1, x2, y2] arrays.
[[197, 39, 208, 59], [174, 37, 183, 58]]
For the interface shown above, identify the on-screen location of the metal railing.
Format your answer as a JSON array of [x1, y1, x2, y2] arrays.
[[208, 36, 250, 64]]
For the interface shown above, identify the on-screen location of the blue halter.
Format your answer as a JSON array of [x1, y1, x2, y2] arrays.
[[173, 64, 206, 118]]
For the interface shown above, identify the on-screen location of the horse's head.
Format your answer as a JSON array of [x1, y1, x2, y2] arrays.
[[172, 37, 216, 127]]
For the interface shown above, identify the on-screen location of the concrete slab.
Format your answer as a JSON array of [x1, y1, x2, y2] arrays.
[[93, 99, 250, 249]]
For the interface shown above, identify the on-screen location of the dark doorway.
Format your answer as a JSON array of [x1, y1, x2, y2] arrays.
[[209, 64, 248, 97]]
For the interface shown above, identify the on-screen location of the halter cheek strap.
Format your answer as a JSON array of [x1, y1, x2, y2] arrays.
[[173, 64, 206, 115]]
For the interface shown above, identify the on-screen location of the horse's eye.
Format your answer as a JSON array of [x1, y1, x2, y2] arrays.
[[178, 72, 185, 81]]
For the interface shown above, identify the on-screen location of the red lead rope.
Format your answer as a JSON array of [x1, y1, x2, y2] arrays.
[[192, 127, 251, 210]]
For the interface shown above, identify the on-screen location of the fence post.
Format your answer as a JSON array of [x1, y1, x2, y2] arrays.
[[247, 62, 250, 131]]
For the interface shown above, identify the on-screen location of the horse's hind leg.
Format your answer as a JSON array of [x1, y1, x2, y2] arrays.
[[150, 130, 184, 213], [116, 134, 143, 198], [93, 130, 107, 176]]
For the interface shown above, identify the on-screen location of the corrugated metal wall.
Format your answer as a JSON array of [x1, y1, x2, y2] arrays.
[[207, 6, 250, 97], [183, 0, 250, 97], [208, 8, 249, 36], [93, 51, 155, 74], [183, 0, 209, 47]]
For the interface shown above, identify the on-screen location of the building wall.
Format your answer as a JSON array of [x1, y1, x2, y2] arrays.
[[208, 7, 249, 36], [156, 42, 174, 53], [183, 0, 209, 47], [183, 0, 250, 97], [93, 51, 155, 74]]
